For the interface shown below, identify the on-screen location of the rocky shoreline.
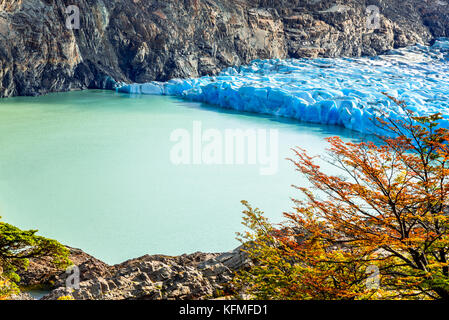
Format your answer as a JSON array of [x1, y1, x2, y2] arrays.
[[16, 246, 249, 300]]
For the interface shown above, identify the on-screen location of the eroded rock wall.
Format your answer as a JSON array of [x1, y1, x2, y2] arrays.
[[0, 0, 448, 97]]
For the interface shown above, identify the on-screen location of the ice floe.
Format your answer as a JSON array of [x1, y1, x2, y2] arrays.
[[117, 39, 449, 135]]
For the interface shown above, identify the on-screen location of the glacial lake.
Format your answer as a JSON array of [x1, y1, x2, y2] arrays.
[[0, 90, 360, 264]]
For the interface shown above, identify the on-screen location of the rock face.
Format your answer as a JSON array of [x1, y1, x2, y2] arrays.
[[0, 0, 448, 98], [21, 246, 249, 300]]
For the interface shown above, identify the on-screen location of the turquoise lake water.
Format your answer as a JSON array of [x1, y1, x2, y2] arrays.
[[0, 90, 359, 264]]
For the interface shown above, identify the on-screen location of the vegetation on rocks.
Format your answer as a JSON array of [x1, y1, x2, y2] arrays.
[[0, 219, 70, 299]]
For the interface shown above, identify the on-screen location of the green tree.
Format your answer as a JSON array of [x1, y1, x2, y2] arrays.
[[0, 218, 70, 299]]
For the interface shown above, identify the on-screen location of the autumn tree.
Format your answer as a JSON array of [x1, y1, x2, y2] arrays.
[[0, 219, 70, 299], [235, 97, 449, 300]]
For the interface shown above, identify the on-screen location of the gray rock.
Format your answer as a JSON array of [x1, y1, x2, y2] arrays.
[[1, 0, 448, 98], [17, 246, 110, 289], [8, 292, 35, 300], [38, 247, 247, 300]]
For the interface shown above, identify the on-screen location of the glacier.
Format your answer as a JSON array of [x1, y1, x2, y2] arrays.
[[116, 39, 449, 135]]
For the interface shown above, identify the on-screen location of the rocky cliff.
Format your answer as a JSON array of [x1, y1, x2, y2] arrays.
[[0, 0, 448, 98], [18, 246, 249, 300]]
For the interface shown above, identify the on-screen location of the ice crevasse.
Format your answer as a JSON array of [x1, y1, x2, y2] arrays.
[[117, 39, 449, 135]]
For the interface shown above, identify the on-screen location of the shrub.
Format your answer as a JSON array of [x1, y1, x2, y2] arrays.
[[0, 219, 70, 299]]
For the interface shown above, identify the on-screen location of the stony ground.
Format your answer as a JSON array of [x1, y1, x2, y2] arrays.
[[18, 246, 249, 300]]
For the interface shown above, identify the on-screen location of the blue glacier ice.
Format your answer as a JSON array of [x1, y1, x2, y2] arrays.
[[117, 39, 449, 135]]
